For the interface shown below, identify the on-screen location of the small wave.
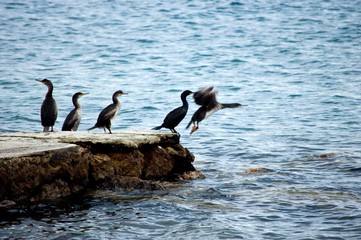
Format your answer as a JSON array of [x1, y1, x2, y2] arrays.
[[230, 58, 246, 63], [298, 18, 323, 24], [348, 168, 361, 173], [332, 94, 347, 99], [288, 94, 303, 98], [288, 80, 304, 84], [315, 153, 337, 159], [4, 2, 27, 9], [228, 86, 241, 91], [136, 39, 157, 44], [185, 21, 199, 26], [230, 2, 243, 6], [111, 59, 130, 64], [141, 106, 158, 111]]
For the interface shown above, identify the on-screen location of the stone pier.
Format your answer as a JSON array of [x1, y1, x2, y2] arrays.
[[0, 131, 202, 205]]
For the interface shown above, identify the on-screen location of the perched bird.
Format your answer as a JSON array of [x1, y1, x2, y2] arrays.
[[37, 79, 58, 132], [186, 86, 245, 135], [88, 90, 127, 134], [152, 90, 193, 134], [62, 92, 88, 131]]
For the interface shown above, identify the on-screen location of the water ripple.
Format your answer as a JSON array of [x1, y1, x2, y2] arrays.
[[1, 0, 361, 239]]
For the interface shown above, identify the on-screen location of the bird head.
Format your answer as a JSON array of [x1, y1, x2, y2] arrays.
[[74, 92, 88, 99], [36, 78, 53, 87], [183, 90, 193, 96], [114, 90, 127, 97]]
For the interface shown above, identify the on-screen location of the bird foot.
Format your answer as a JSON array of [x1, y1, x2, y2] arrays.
[[190, 126, 198, 135]]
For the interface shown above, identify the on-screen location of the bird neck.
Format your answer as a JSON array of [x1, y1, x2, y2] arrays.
[[46, 85, 53, 98], [113, 95, 120, 106], [72, 97, 81, 109], [181, 95, 189, 108]]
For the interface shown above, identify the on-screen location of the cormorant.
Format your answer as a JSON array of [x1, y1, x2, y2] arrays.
[[186, 86, 245, 135], [37, 79, 58, 132], [152, 90, 193, 134], [88, 90, 127, 134], [62, 92, 88, 131]]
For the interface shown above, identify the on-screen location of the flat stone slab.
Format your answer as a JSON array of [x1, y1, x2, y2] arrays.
[[0, 137, 75, 159], [0, 131, 178, 159], [0, 131, 201, 204]]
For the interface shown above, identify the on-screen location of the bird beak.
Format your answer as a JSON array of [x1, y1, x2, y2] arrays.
[[122, 93, 128, 96], [35, 79, 45, 85], [190, 125, 198, 135], [82, 93, 89, 96]]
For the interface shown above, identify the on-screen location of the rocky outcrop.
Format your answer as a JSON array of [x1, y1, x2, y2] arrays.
[[0, 131, 203, 204]]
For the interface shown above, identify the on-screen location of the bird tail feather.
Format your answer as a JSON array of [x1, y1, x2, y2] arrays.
[[220, 103, 242, 109], [185, 119, 192, 129], [88, 126, 96, 131], [152, 126, 162, 130]]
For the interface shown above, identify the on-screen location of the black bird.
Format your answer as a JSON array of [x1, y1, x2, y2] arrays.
[[152, 90, 193, 134], [88, 90, 127, 134], [186, 86, 245, 135], [62, 92, 88, 131], [37, 79, 58, 132]]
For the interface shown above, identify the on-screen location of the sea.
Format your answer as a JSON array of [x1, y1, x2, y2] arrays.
[[0, 0, 360, 239]]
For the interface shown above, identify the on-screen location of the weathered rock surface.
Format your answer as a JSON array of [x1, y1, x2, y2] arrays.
[[0, 131, 203, 204]]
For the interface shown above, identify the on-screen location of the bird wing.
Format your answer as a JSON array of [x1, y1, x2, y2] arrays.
[[207, 91, 219, 109], [189, 88, 220, 124], [97, 103, 119, 123], [163, 106, 187, 127], [62, 109, 81, 130], [41, 97, 58, 126], [193, 86, 217, 106], [205, 103, 221, 119]]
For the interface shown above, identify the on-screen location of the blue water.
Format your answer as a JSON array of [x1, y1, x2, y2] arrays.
[[1, 0, 361, 239]]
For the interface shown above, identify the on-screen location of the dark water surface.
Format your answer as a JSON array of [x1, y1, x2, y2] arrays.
[[1, 0, 361, 239]]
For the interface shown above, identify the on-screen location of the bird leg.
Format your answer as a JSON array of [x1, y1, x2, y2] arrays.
[[171, 128, 181, 137], [107, 128, 112, 134]]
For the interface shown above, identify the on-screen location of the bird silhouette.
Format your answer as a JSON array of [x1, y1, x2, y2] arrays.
[[186, 86, 245, 135], [62, 92, 88, 131], [88, 90, 127, 134], [37, 79, 58, 132], [152, 90, 193, 134]]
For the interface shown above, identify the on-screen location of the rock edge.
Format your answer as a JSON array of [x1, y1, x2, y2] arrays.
[[0, 131, 203, 204]]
